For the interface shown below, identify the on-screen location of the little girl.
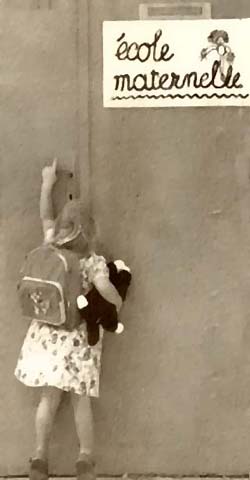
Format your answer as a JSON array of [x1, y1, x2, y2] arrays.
[[15, 159, 122, 480]]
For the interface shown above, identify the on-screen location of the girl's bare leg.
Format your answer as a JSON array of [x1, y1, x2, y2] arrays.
[[70, 393, 94, 461], [34, 387, 63, 460]]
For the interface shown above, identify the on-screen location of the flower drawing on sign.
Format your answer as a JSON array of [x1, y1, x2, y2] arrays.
[[200, 30, 235, 81], [30, 290, 50, 316]]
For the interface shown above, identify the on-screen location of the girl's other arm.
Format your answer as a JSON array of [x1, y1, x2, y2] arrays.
[[93, 276, 123, 313]]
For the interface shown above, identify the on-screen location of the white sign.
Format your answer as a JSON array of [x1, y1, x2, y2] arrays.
[[103, 19, 250, 108]]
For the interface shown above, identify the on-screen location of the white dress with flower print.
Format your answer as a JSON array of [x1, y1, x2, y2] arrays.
[[14, 253, 108, 397]]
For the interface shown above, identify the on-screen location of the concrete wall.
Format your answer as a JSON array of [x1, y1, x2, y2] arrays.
[[89, 0, 250, 475], [2, 0, 250, 476], [0, 1, 89, 475]]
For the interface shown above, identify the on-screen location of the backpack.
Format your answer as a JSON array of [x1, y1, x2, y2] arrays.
[[17, 244, 82, 331]]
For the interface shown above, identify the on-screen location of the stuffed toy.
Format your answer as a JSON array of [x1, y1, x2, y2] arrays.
[[77, 260, 132, 346]]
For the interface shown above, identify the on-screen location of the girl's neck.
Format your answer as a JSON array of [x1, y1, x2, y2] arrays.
[[77, 246, 92, 259], [77, 241, 96, 259]]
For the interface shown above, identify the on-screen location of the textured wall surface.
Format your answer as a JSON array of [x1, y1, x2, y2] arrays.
[[0, 1, 88, 475], [89, 0, 250, 476], [2, 0, 250, 476]]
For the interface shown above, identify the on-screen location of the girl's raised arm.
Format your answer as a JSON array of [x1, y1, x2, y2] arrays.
[[40, 158, 57, 241]]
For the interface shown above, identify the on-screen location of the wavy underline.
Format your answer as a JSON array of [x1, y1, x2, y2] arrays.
[[112, 93, 250, 100]]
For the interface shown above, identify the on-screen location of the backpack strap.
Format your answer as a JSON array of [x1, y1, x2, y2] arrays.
[[54, 250, 68, 272]]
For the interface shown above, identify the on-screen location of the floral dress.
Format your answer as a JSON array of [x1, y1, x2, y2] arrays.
[[14, 253, 108, 397]]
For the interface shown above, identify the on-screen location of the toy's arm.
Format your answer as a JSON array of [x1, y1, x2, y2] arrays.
[[40, 159, 57, 241], [93, 276, 123, 313]]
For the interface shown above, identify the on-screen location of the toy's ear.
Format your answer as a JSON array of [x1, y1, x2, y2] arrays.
[[114, 260, 131, 273], [108, 262, 117, 275], [115, 322, 124, 334], [77, 295, 88, 309]]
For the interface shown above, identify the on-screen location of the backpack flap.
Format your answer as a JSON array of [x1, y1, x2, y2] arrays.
[[18, 276, 66, 326]]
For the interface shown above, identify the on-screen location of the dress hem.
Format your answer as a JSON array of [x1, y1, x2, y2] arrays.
[[14, 374, 99, 398]]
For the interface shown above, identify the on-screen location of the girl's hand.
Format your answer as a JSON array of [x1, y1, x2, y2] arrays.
[[42, 158, 58, 189]]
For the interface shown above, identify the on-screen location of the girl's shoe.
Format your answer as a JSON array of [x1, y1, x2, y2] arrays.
[[29, 458, 48, 480], [76, 454, 96, 480]]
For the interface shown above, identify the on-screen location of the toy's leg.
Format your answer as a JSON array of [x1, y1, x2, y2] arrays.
[[33, 387, 63, 461], [70, 393, 94, 460]]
